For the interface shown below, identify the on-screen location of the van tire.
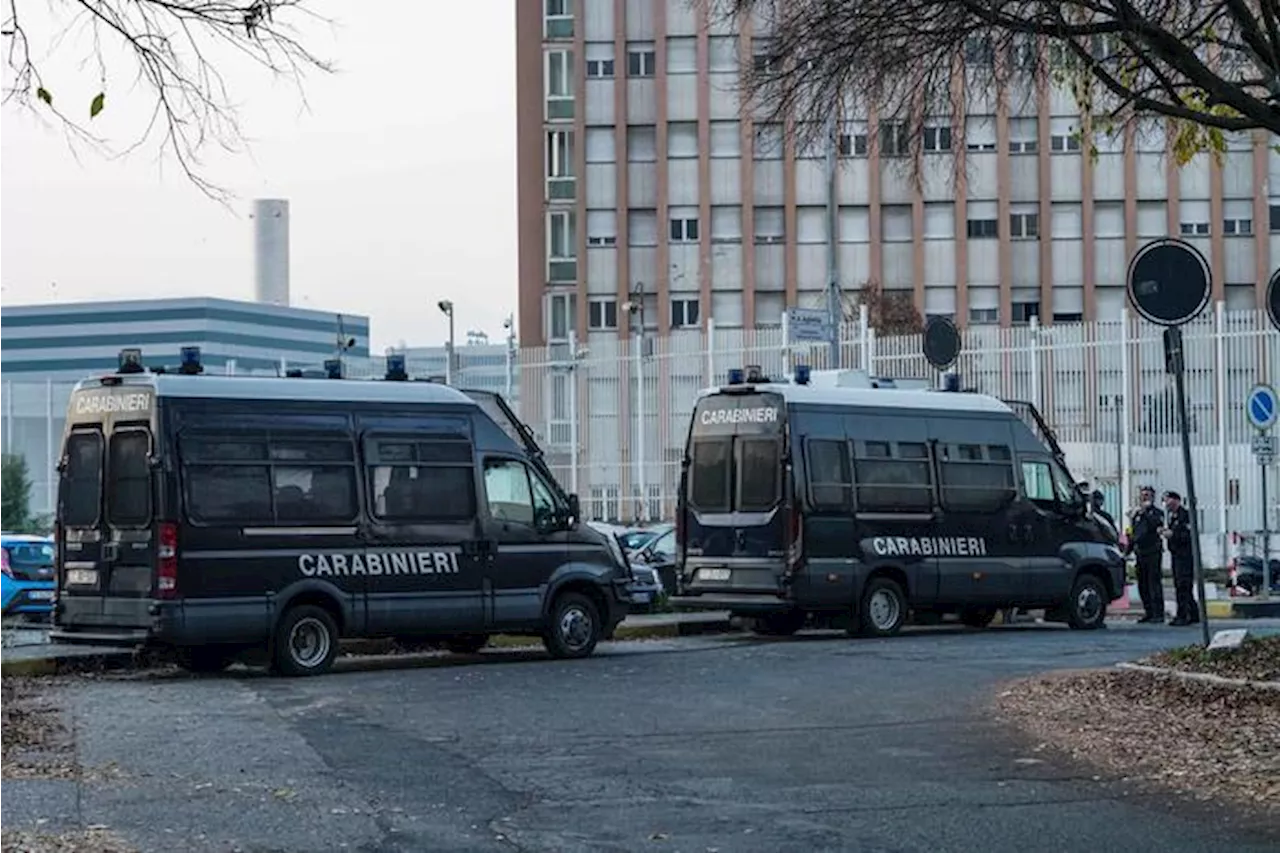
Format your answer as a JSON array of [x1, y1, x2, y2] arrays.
[[445, 634, 489, 655], [543, 592, 601, 659], [854, 576, 908, 638], [175, 647, 233, 673], [272, 605, 340, 676], [751, 610, 806, 636], [1066, 574, 1108, 631], [959, 607, 998, 629]]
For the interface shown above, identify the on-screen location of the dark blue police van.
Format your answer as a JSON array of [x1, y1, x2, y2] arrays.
[[50, 349, 634, 676], [671, 365, 1124, 637]]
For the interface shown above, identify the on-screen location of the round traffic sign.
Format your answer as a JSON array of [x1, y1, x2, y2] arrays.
[[1247, 383, 1278, 431], [922, 316, 961, 369], [1126, 239, 1212, 327], [1268, 269, 1280, 332]]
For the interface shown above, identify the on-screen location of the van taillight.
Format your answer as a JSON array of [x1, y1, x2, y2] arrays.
[[157, 522, 178, 598]]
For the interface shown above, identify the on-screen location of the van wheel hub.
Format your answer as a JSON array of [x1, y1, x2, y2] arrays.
[[289, 617, 331, 668], [869, 589, 901, 630], [1076, 586, 1102, 622], [558, 605, 593, 651]]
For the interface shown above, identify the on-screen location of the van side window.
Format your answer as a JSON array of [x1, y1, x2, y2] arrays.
[[938, 443, 1017, 512], [182, 433, 358, 524], [367, 437, 475, 522], [807, 439, 852, 510], [1021, 461, 1056, 506], [853, 441, 933, 513], [484, 459, 535, 526]]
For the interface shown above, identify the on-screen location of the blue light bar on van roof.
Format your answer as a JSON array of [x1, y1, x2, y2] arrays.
[[385, 353, 408, 381], [118, 348, 145, 374], [179, 346, 203, 375], [794, 364, 811, 385], [727, 367, 745, 385], [323, 358, 343, 380]]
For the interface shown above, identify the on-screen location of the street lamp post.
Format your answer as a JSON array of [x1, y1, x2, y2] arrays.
[[503, 313, 516, 401], [438, 300, 455, 385], [623, 284, 647, 524]]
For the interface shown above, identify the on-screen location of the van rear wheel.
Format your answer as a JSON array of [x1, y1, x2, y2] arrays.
[[272, 605, 339, 676], [751, 610, 806, 636], [854, 576, 908, 638]]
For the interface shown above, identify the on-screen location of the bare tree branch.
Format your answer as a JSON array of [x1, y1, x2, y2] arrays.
[[719, 0, 1280, 166], [2, 0, 334, 201]]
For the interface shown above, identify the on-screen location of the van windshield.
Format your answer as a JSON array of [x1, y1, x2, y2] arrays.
[[60, 431, 104, 528]]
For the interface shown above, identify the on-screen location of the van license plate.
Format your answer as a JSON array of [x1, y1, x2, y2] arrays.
[[67, 569, 98, 586], [28, 589, 54, 600], [700, 568, 731, 582]]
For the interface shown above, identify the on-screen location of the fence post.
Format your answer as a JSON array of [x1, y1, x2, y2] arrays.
[[568, 330, 579, 498], [859, 303, 870, 372], [705, 317, 716, 386], [1215, 300, 1229, 566], [1029, 315, 1041, 412], [1119, 305, 1132, 516]]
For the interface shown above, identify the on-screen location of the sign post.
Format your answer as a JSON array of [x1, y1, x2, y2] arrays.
[[1247, 383, 1278, 600], [1127, 238, 1213, 647]]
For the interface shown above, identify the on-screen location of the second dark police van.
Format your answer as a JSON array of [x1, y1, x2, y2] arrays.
[[671, 366, 1124, 637], [50, 349, 634, 676]]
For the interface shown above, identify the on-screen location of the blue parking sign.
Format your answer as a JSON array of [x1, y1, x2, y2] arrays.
[[1246, 384, 1278, 431]]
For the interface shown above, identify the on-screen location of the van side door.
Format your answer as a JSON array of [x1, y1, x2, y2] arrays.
[[360, 432, 486, 635], [931, 424, 1022, 604], [1016, 455, 1079, 605], [480, 456, 569, 629]]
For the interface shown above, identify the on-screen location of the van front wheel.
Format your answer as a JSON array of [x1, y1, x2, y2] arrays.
[[272, 605, 340, 676], [1067, 574, 1108, 630], [855, 577, 908, 638], [543, 592, 602, 659]]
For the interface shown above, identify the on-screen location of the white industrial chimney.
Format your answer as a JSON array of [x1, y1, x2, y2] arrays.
[[251, 198, 290, 306]]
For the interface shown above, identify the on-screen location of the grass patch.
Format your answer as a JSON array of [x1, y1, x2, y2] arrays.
[[1143, 635, 1280, 682]]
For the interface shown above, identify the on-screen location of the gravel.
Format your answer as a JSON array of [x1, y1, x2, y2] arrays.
[[1, 829, 136, 853], [992, 668, 1280, 826], [1, 678, 77, 780], [1141, 635, 1280, 683]]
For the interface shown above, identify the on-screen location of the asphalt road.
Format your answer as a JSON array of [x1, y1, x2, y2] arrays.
[[4, 622, 1279, 853]]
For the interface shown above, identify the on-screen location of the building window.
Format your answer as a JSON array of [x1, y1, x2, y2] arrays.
[[1223, 218, 1253, 235], [1009, 212, 1039, 239], [670, 297, 700, 328], [964, 35, 994, 65], [588, 298, 618, 330], [544, 0, 573, 39], [754, 123, 783, 159], [587, 234, 616, 247], [923, 125, 952, 153], [839, 132, 868, 157], [969, 306, 999, 325], [547, 211, 577, 283], [1271, 204, 1280, 233], [586, 58, 614, 78], [545, 49, 574, 120], [627, 46, 656, 77], [880, 122, 909, 157], [966, 218, 998, 239], [1009, 139, 1038, 154], [1053, 312, 1083, 324], [546, 130, 574, 201], [669, 217, 699, 242], [1179, 221, 1210, 236], [1050, 134, 1081, 153], [752, 41, 778, 75], [548, 292, 577, 341], [1012, 301, 1040, 325]]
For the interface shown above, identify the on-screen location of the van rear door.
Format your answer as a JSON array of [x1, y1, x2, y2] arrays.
[[682, 392, 788, 590]]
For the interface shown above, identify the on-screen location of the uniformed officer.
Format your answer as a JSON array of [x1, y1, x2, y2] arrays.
[[1126, 485, 1165, 623], [1162, 490, 1200, 626], [1091, 490, 1119, 541]]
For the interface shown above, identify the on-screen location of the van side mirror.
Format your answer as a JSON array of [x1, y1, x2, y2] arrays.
[[566, 493, 580, 524]]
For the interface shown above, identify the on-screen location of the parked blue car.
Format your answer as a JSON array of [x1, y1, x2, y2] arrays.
[[1, 533, 56, 619]]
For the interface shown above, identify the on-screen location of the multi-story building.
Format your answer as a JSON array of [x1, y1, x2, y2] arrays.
[[515, 0, 1278, 348]]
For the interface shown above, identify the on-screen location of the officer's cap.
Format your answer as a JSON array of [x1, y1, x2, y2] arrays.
[[1164, 490, 1181, 501]]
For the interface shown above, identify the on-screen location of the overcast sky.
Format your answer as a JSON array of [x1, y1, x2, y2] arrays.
[[1, 1, 516, 351]]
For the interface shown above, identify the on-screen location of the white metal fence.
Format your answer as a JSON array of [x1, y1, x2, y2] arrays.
[[3, 306, 1276, 566]]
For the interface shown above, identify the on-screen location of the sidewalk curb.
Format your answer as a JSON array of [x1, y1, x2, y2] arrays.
[[1, 649, 138, 678], [1114, 661, 1280, 692]]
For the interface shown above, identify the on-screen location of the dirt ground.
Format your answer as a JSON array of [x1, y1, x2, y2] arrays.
[[1141, 634, 1280, 682], [993, 658, 1280, 827]]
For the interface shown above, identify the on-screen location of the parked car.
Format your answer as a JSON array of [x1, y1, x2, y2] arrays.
[[1236, 556, 1280, 596], [1, 533, 56, 620], [631, 524, 677, 595], [586, 522, 663, 608]]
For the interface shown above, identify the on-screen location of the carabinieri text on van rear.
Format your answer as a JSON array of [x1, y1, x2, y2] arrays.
[[298, 551, 460, 578]]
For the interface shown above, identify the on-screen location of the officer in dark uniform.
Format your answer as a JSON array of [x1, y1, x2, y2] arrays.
[[1163, 490, 1200, 626], [1126, 485, 1165, 623], [1091, 490, 1118, 541]]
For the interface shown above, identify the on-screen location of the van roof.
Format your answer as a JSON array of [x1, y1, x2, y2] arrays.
[[73, 373, 480, 407], [698, 382, 1013, 415]]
